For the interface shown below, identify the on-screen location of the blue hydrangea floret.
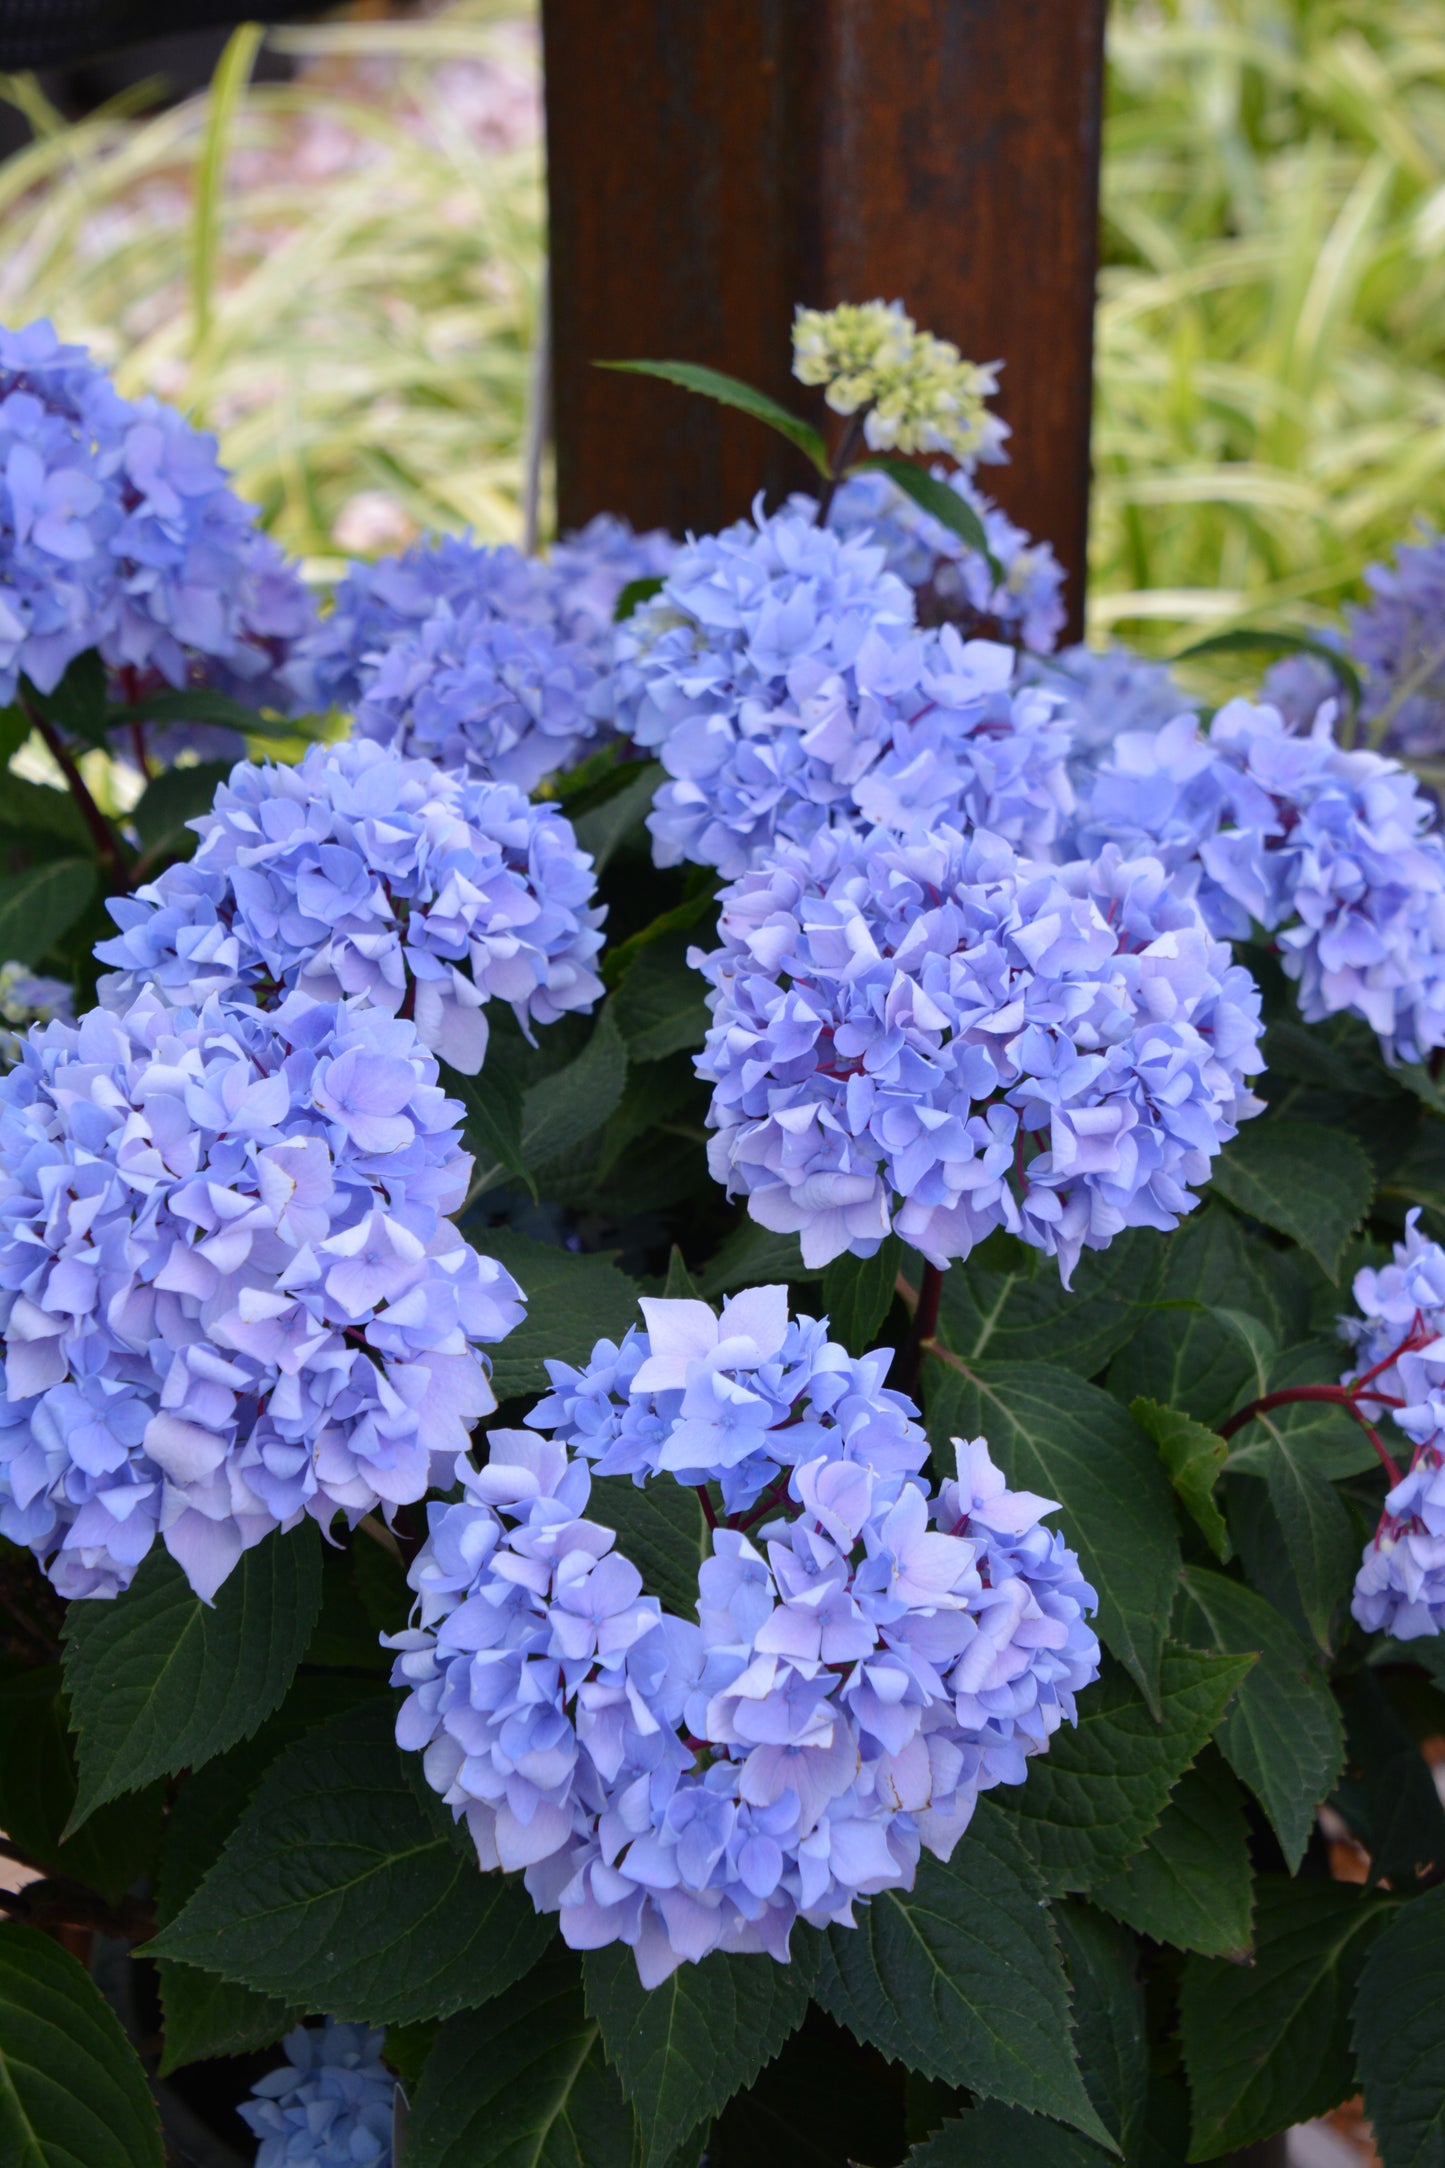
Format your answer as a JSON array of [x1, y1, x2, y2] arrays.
[[239, 2018, 395, 2168], [692, 823, 1264, 1279], [0, 989, 523, 1601], [1076, 698, 1445, 1063], [387, 1290, 1099, 1987], [96, 737, 604, 1074], [1340, 1211, 1445, 1640], [0, 318, 314, 757]]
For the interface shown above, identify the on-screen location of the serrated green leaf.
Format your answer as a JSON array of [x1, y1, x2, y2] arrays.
[[1130, 1398, 1232, 1560], [128, 760, 233, 856], [1210, 1118, 1373, 1279], [1175, 1567, 1344, 1870], [147, 1699, 554, 2024], [1091, 1749, 1255, 1959], [0, 1668, 163, 1906], [1108, 1207, 1272, 1428], [821, 1236, 901, 1356], [0, 1922, 164, 2167], [613, 928, 709, 1063], [855, 458, 1000, 577], [1179, 1878, 1389, 2159], [25, 653, 109, 745], [1257, 1418, 1359, 1651], [694, 1222, 820, 1298], [600, 359, 830, 477], [935, 1227, 1166, 1378], [1352, 1880, 1445, 2168], [407, 1949, 638, 2168], [903, 2103, 1110, 2166], [521, 1009, 628, 1169], [587, 1473, 709, 1620], [445, 1056, 535, 1199], [0, 774, 90, 848], [601, 890, 718, 990], [662, 1246, 700, 1300], [61, 1523, 322, 1826], [117, 685, 282, 732], [812, 1801, 1112, 2148], [584, 1938, 813, 2166], [1054, 1903, 1149, 2157], [480, 1230, 641, 1404], [923, 1359, 1179, 1712], [572, 765, 663, 873], [997, 1647, 1253, 1895], [154, 1676, 380, 2073], [0, 858, 98, 965]]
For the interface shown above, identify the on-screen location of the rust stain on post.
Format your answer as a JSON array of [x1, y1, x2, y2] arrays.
[[542, 0, 1105, 638]]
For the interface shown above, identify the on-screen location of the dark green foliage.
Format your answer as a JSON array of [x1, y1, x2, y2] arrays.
[[0, 1666, 164, 1904], [1175, 1568, 1345, 1869], [1352, 1882, 1445, 2168], [587, 1472, 710, 1619], [934, 1225, 1166, 1376], [1178, 1878, 1390, 2158], [812, 1802, 1111, 2147], [1053, 1903, 1149, 2156], [996, 1647, 1253, 1894], [0, 1923, 163, 2166], [0, 858, 98, 963], [614, 928, 711, 1063], [1130, 1399, 1231, 1560], [822, 1235, 903, 1354], [584, 1938, 815, 2165], [1332, 1670, 1445, 1888], [483, 1229, 643, 1401], [1091, 1750, 1255, 1959], [61, 1520, 322, 1822], [407, 1950, 640, 2168], [924, 1361, 1181, 1710], [1209, 1117, 1374, 1277], [148, 1699, 554, 2024], [1107, 1206, 1272, 1427]]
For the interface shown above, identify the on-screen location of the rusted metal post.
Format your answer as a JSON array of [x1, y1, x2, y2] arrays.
[[542, 0, 1107, 638]]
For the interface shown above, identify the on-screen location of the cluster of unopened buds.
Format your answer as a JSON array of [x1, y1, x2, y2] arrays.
[[387, 1287, 1100, 1985]]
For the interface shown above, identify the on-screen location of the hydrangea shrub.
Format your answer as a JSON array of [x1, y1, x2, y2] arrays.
[[0, 311, 1441, 2168]]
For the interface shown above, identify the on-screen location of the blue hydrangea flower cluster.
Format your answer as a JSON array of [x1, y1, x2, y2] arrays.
[[239, 2019, 395, 2168], [0, 319, 314, 748], [287, 534, 558, 717], [1076, 698, 1445, 1063], [1340, 1211, 1445, 1640], [0, 962, 72, 1069], [351, 603, 611, 793], [0, 987, 523, 1602], [286, 519, 673, 794], [823, 469, 1066, 654], [1348, 533, 1445, 765], [387, 1290, 1099, 1987], [546, 511, 678, 647], [1258, 645, 1350, 736], [1024, 642, 1198, 777], [95, 738, 604, 1075], [616, 502, 1075, 876], [692, 824, 1264, 1280]]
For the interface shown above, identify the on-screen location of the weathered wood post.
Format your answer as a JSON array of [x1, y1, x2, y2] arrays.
[[541, 0, 1108, 639]]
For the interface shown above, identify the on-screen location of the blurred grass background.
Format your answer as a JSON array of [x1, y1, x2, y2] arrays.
[[2, 0, 1444, 651]]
